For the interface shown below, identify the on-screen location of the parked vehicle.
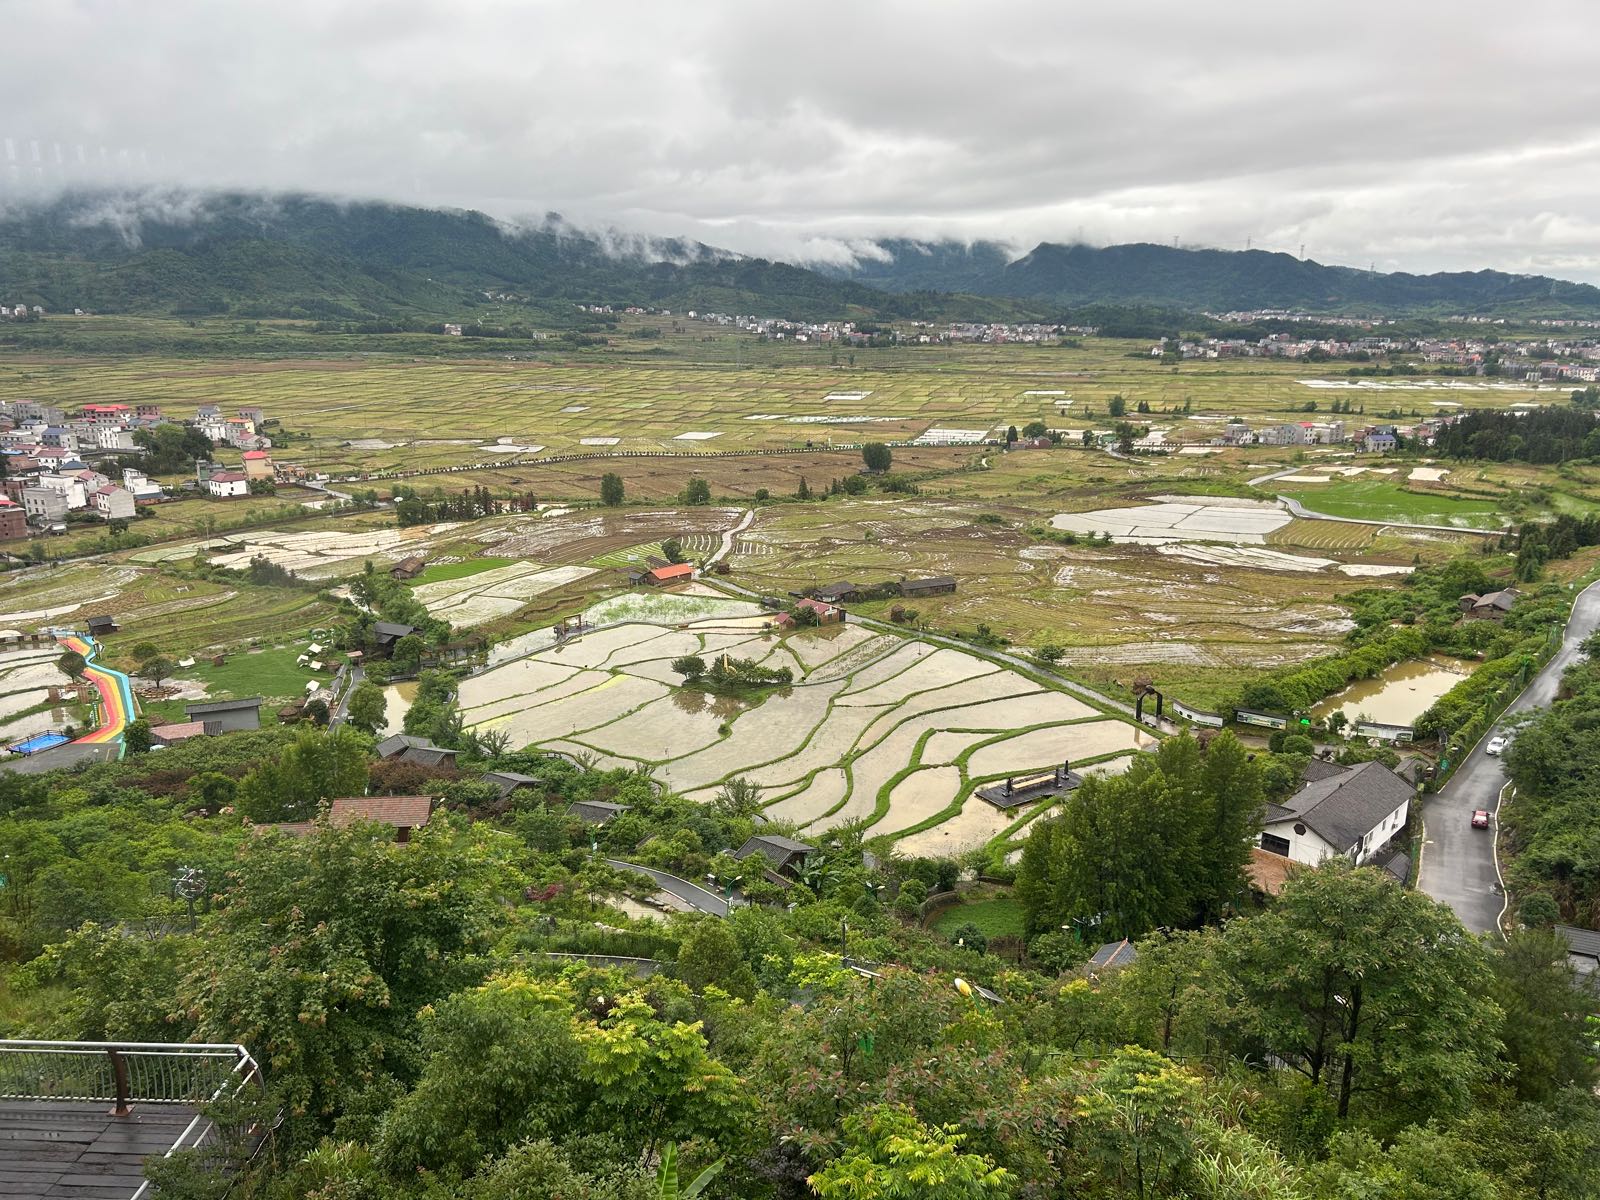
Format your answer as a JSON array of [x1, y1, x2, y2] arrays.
[[1472, 809, 1490, 830], [1486, 735, 1507, 756]]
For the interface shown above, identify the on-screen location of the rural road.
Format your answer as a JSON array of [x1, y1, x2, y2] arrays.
[[1418, 578, 1600, 933], [604, 858, 737, 917]]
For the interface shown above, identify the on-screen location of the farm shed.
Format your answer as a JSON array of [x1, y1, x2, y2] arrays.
[[184, 696, 263, 732], [644, 563, 695, 586], [483, 769, 545, 799], [899, 575, 957, 598], [390, 555, 426, 580]]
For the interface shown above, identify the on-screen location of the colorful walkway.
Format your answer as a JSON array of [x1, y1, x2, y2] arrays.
[[56, 634, 138, 749]]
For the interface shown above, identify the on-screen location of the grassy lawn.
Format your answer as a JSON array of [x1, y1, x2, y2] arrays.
[[411, 556, 516, 584], [932, 896, 1027, 940], [1278, 479, 1505, 528]]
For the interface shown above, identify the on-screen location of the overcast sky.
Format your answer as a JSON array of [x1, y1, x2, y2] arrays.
[[3, 0, 1599, 279]]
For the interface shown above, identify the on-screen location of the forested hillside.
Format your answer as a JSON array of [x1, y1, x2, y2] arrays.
[[0, 192, 1031, 324], [827, 238, 1600, 316]]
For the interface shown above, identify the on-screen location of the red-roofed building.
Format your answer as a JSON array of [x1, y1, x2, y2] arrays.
[[773, 596, 844, 628], [241, 449, 274, 480], [206, 471, 250, 498], [644, 563, 695, 586]]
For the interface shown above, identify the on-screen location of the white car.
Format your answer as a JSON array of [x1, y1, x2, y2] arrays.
[[1485, 735, 1507, 756]]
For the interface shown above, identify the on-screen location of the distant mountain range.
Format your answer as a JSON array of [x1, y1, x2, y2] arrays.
[[2, 190, 1598, 324], [821, 238, 1600, 316], [0, 192, 1028, 325]]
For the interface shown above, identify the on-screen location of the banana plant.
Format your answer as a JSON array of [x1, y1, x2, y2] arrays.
[[656, 1142, 724, 1199]]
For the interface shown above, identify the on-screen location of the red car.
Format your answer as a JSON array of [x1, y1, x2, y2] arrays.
[[1471, 809, 1490, 830]]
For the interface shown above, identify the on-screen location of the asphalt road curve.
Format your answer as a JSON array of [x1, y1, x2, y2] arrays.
[[1418, 579, 1600, 933]]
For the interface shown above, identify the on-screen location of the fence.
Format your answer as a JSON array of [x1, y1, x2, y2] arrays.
[[1170, 698, 1225, 727], [0, 1039, 262, 1113]]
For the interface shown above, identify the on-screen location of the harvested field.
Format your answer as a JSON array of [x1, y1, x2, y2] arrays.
[[412, 561, 598, 627]]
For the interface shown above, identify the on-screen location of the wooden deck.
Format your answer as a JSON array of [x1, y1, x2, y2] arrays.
[[0, 1099, 199, 1198]]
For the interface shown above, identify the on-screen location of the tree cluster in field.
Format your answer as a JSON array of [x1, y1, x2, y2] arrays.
[[672, 653, 793, 689], [339, 560, 453, 654], [130, 422, 217, 474], [1433, 405, 1600, 464], [393, 484, 540, 527], [0, 709, 1593, 1199]]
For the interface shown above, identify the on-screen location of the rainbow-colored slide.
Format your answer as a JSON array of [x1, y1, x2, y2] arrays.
[[57, 634, 138, 750]]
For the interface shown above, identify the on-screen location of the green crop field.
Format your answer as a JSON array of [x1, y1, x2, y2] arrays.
[[1278, 479, 1506, 528], [932, 896, 1027, 940], [410, 556, 516, 584]]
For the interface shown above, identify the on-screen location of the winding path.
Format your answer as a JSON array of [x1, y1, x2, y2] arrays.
[[604, 859, 737, 917], [56, 634, 137, 750]]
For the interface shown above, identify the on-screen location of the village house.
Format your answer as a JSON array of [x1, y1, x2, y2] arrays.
[[390, 555, 426, 580], [1257, 760, 1413, 867], [1459, 589, 1517, 619], [812, 580, 861, 604], [91, 484, 135, 521], [374, 734, 458, 768], [644, 563, 695, 587], [482, 769, 545, 800], [121, 468, 164, 502], [733, 834, 816, 878], [371, 621, 417, 656], [22, 486, 68, 524], [568, 799, 630, 825], [206, 471, 250, 498], [774, 596, 844, 629], [0, 496, 26, 540], [241, 449, 274, 480]]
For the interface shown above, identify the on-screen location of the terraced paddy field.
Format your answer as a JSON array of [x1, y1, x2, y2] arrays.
[[434, 592, 1154, 854]]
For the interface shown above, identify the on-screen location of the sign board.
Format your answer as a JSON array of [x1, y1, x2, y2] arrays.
[[1171, 699, 1225, 728], [1234, 708, 1289, 730]]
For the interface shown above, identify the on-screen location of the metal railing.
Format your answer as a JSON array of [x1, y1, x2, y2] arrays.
[[0, 1040, 266, 1199]]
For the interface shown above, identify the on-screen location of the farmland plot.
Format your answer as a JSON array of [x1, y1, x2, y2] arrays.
[[459, 594, 1148, 852]]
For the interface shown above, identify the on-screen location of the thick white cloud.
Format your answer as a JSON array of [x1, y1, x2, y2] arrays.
[[3, 0, 1599, 278]]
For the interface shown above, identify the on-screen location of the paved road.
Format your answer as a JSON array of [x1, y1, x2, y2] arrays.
[[604, 858, 737, 917], [1418, 578, 1600, 933]]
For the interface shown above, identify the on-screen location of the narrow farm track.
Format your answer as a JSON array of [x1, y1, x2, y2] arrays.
[[56, 634, 136, 750]]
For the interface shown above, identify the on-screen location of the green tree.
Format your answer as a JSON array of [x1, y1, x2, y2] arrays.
[[183, 821, 504, 1124], [674, 918, 758, 999], [236, 726, 371, 823], [1107, 394, 1128, 418], [661, 537, 685, 564], [390, 633, 425, 675], [1005, 425, 1019, 444], [1022, 420, 1048, 439], [862, 442, 893, 473], [682, 478, 711, 505], [57, 650, 86, 679], [122, 718, 154, 754], [1073, 1047, 1196, 1200], [808, 1104, 1011, 1199], [670, 655, 706, 682], [345, 681, 388, 736], [1490, 928, 1598, 1101], [601, 473, 625, 506], [137, 655, 174, 687], [797, 477, 811, 500], [1215, 860, 1501, 1123]]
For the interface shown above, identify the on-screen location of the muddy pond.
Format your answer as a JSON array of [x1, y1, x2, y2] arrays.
[[1312, 657, 1471, 728]]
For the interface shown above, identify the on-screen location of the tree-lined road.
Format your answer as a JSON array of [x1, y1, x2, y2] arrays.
[[1418, 579, 1600, 933]]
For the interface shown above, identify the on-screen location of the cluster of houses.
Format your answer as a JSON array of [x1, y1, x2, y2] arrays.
[[1211, 412, 1466, 453], [0, 399, 289, 534]]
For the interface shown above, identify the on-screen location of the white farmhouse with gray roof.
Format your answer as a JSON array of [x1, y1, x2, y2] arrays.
[[1257, 760, 1414, 867]]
